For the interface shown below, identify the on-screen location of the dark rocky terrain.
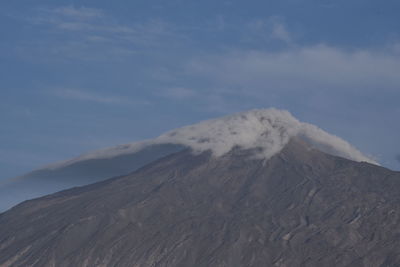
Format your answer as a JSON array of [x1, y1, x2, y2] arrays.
[[1, 139, 400, 267]]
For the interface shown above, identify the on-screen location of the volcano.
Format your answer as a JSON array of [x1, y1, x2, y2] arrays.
[[1, 109, 399, 266], [0, 109, 375, 212]]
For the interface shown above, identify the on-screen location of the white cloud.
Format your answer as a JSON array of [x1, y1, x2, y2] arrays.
[[156, 108, 376, 164], [44, 108, 377, 170]]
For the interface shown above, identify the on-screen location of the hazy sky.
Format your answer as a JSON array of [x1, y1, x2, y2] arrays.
[[1, 0, 400, 179]]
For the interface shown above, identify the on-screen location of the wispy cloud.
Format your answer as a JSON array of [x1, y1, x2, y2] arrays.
[[16, 5, 186, 63], [0, 148, 56, 169], [30, 6, 104, 27], [49, 88, 149, 106], [270, 20, 292, 44], [52, 6, 104, 19], [185, 44, 400, 94], [18, 7, 400, 112], [244, 17, 293, 45], [30, 6, 178, 47]]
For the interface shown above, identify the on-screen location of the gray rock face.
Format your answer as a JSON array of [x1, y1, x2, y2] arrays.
[[1, 139, 400, 267]]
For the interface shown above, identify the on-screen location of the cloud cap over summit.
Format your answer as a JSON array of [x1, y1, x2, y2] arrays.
[[156, 109, 377, 164], [47, 108, 376, 170]]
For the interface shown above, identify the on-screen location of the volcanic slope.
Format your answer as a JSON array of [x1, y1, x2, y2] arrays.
[[1, 138, 400, 267], [0, 144, 184, 212]]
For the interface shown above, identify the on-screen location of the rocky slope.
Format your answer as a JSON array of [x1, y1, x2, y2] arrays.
[[1, 139, 399, 267]]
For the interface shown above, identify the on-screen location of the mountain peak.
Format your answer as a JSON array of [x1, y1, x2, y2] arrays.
[[45, 108, 377, 170], [157, 108, 376, 164], [0, 109, 378, 212]]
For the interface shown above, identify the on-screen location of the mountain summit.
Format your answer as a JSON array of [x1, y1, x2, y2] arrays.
[[47, 108, 376, 168], [0, 109, 377, 212], [0, 109, 376, 212]]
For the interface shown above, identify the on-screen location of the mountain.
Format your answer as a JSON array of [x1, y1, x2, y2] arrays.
[[1, 138, 400, 267], [0, 144, 185, 212], [0, 109, 376, 212]]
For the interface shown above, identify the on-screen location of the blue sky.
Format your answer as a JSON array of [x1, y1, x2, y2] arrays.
[[1, 0, 400, 179]]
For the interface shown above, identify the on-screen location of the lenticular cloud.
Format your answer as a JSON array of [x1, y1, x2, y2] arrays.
[[46, 108, 377, 170], [156, 109, 301, 159], [156, 108, 376, 164]]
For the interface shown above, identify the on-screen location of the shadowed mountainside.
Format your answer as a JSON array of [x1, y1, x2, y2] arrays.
[[0, 144, 184, 212], [1, 139, 400, 266]]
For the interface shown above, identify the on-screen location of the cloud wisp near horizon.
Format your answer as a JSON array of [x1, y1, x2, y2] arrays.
[[1, 1, 399, 179]]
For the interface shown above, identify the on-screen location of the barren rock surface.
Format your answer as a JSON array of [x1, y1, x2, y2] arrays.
[[1, 139, 400, 267]]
